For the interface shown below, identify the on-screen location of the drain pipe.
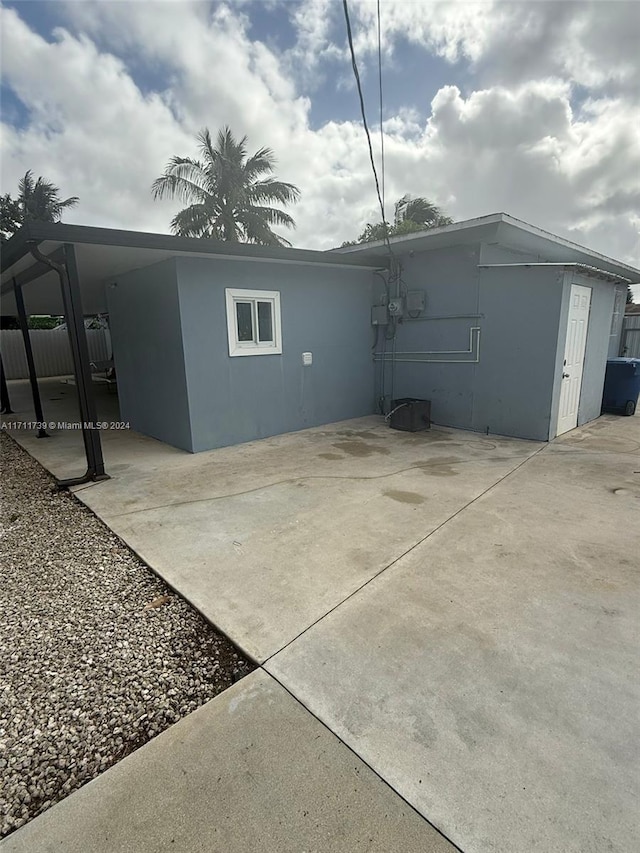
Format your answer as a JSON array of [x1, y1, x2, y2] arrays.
[[28, 242, 108, 486]]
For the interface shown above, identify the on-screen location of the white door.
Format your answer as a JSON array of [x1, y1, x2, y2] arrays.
[[556, 284, 592, 436]]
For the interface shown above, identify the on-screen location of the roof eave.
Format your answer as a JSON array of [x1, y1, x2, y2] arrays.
[[2, 222, 388, 282]]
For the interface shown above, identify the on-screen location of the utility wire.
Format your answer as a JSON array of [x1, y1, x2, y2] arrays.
[[342, 0, 394, 262], [377, 0, 385, 221]]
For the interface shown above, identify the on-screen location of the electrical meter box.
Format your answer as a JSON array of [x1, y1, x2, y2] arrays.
[[371, 305, 389, 325], [406, 290, 426, 313]]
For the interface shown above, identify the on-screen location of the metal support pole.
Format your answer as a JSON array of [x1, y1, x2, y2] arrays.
[[0, 351, 13, 413], [27, 243, 108, 484], [13, 278, 48, 437]]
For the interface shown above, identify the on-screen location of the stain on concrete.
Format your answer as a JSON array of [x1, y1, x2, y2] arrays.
[[415, 456, 462, 477], [318, 452, 343, 461], [383, 489, 426, 505], [391, 429, 452, 444], [104, 463, 132, 474], [563, 435, 640, 454], [333, 441, 390, 458], [592, 577, 618, 591], [335, 430, 385, 441]]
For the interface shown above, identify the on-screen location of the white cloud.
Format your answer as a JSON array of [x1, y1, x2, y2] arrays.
[[0, 5, 191, 231], [1, 0, 638, 298]]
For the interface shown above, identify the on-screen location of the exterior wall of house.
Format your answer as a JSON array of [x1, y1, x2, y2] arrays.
[[377, 244, 482, 430], [176, 257, 375, 452], [104, 237, 620, 454], [473, 265, 563, 440], [377, 242, 619, 441], [376, 243, 562, 440], [106, 258, 194, 451]]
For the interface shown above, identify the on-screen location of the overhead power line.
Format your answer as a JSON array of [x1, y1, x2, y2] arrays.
[[342, 0, 394, 260], [377, 0, 385, 220]]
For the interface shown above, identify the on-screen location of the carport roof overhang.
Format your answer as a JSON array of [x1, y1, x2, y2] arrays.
[[1, 223, 388, 316]]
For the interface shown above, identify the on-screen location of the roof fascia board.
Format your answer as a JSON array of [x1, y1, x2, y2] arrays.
[[332, 213, 505, 255], [478, 262, 634, 284], [496, 216, 640, 279], [2, 222, 387, 272], [334, 212, 640, 279]]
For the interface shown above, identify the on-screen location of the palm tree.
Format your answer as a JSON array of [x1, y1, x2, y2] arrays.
[[394, 195, 452, 230], [342, 195, 453, 246], [152, 127, 301, 247], [1, 171, 79, 240], [18, 170, 79, 223]]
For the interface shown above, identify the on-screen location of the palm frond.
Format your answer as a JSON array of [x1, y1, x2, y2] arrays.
[[247, 179, 301, 205], [245, 205, 296, 229], [243, 147, 277, 181], [151, 157, 210, 203], [238, 209, 291, 247], [170, 204, 217, 238], [395, 195, 445, 227]]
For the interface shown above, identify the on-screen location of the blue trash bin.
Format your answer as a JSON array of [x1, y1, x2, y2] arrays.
[[601, 358, 640, 416]]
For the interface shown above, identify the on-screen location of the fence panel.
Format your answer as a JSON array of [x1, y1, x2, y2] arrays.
[[621, 315, 640, 359], [0, 329, 110, 379]]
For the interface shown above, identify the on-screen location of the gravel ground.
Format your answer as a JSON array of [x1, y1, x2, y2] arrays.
[[0, 432, 255, 838]]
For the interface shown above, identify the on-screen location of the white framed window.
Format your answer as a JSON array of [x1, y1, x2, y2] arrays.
[[225, 288, 282, 357]]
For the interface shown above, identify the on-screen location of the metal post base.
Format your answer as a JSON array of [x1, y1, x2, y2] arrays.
[[56, 471, 111, 489]]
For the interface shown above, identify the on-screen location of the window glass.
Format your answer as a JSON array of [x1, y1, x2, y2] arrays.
[[236, 301, 254, 342], [257, 301, 273, 343], [226, 288, 281, 356]]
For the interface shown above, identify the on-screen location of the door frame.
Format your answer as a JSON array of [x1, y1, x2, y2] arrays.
[[553, 280, 593, 438]]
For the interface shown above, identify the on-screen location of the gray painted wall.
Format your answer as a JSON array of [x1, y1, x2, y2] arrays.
[[473, 266, 563, 440], [105, 239, 619, 453], [107, 258, 193, 451], [176, 257, 375, 452], [375, 244, 481, 429], [376, 241, 619, 441]]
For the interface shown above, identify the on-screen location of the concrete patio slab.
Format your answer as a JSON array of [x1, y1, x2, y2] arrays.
[[5, 378, 540, 662], [1, 669, 457, 853], [267, 415, 640, 853]]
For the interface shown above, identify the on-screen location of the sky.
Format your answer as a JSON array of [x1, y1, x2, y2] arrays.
[[1, 0, 639, 295]]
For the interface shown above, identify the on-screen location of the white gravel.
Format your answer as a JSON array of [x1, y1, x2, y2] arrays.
[[0, 432, 254, 838]]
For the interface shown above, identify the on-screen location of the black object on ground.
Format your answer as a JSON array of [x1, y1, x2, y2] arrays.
[[388, 398, 431, 432]]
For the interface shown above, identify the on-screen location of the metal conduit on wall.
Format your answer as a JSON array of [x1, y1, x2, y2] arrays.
[[374, 327, 481, 363]]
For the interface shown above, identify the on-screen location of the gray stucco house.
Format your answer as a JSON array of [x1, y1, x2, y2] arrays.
[[1, 213, 637, 479]]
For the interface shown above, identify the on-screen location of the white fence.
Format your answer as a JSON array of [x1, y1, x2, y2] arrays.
[[0, 329, 110, 380], [621, 315, 640, 359]]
